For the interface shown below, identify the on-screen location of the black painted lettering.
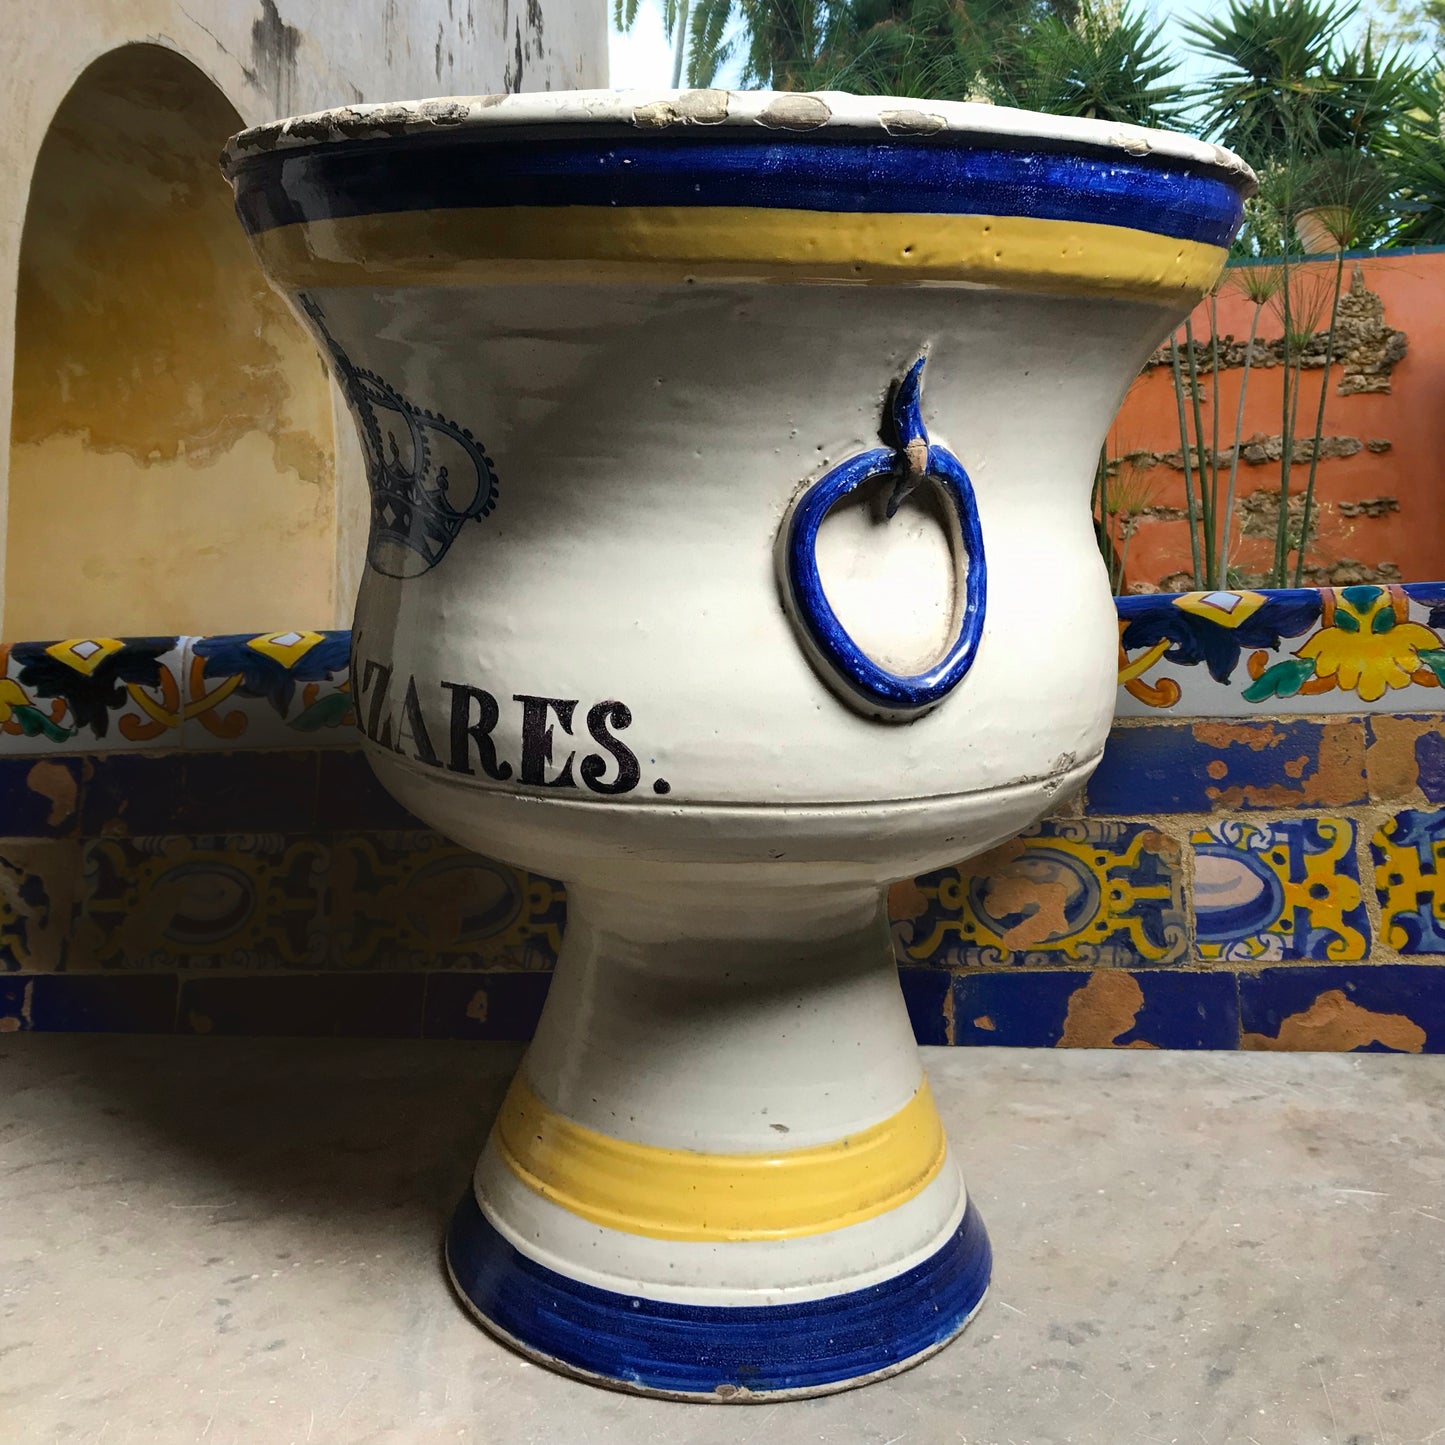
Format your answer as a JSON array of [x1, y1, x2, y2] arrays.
[[581, 701, 641, 796], [396, 674, 441, 768], [361, 659, 397, 749], [442, 682, 512, 781], [515, 695, 577, 788]]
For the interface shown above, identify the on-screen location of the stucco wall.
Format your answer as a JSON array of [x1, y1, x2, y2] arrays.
[[1109, 251, 1445, 592], [0, 0, 607, 638]]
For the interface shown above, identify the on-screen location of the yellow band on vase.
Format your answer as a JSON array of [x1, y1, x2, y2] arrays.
[[490, 1072, 949, 1242], [250, 205, 1229, 303]]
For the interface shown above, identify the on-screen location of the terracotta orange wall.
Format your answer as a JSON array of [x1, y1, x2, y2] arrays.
[[1109, 250, 1445, 591]]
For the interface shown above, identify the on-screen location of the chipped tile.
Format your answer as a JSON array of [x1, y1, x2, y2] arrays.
[[0, 757, 83, 838], [421, 971, 552, 1040], [1086, 717, 1367, 814], [898, 967, 950, 1045], [0, 839, 81, 971], [952, 969, 1239, 1049], [893, 820, 1187, 968], [1239, 965, 1444, 1051], [24, 974, 177, 1032]]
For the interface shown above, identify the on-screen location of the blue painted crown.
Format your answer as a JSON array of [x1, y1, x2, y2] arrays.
[[299, 295, 497, 578]]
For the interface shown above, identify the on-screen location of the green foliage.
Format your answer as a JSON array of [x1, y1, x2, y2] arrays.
[[1376, 68, 1445, 242], [1000, 0, 1185, 126]]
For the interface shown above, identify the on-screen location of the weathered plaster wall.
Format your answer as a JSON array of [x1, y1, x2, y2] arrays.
[[1109, 251, 1445, 591], [0, 0, 607, 637]]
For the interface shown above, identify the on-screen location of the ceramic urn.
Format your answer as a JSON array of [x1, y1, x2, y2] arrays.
[[224, 89, 1252, 1401]]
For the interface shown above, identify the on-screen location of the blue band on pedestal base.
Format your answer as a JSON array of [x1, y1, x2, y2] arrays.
[[444, 1188, 992, 1398]]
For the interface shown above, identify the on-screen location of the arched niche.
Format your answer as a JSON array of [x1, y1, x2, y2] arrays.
[[4, 43, 336, 639]]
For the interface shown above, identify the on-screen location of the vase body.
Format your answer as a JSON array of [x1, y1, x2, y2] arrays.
[[226, 90, 1250, 1400]]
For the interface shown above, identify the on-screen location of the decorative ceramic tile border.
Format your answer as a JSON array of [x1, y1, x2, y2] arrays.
[[4, 590, 1445, 760], [1117, 583, 1445, 717], [0, 632, 354, 754]]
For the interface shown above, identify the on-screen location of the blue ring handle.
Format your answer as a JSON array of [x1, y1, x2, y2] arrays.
[[782, 358, 987, 721]]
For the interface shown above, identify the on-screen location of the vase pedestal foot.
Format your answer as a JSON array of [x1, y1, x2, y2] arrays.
[[442, 878, 992, 1400]]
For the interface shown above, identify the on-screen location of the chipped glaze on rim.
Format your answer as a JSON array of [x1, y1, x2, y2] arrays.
[[222, 88, 1256, 191], [223, 91, 1253, 300]]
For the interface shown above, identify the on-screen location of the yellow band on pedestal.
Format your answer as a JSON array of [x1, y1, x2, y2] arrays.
[[491, 1073, 948, 1242]]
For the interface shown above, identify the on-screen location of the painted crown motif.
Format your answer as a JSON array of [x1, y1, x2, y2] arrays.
[[299, 295, 498, 578]]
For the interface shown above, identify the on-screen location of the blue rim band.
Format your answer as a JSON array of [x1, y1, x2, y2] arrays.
[[445, 1189, 991, 1395], [784, 358, 987, 719], [232, 135, 1245, 247]]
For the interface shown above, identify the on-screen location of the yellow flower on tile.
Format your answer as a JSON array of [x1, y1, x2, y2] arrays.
[[1296, 586, 1444, 703]]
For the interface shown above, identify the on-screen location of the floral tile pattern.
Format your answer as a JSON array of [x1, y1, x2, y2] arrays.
[[182, 631, 355, 749], [891, 820, 1187, 968], [0, 637, 188, 752], [1192, 818, 1370, 962], [0, 632, 354, 756], [1373, 808, 1445, 954], [1117, 583, 1445, 717]]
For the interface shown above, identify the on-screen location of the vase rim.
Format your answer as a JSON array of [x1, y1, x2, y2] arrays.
[[222, 87, 1255, 193]]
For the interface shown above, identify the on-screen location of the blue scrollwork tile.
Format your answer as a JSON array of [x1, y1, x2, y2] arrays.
[[891, 820, 1187, 968], [325, 832, 564, 972], [1193, 818, 1370, 962], [73, 835, 330, 971], [1373, 808, 1445, 954]]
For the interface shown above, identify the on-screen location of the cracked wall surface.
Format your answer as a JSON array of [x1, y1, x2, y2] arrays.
[[0, 0, 607, 637]]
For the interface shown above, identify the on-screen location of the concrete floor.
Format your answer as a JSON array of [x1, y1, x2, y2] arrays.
[[1, 1038, 1443, 1445]]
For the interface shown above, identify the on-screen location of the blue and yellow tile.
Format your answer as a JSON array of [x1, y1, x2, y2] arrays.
[[1192, 817, 1369, 962], [72, 835, 330, 970], [892, 820, 1187, 968], [1373, 807, 1445, 953], [181, 630, 355, 750], [1, 636, 187, 753], [325, 831, 564, 971]]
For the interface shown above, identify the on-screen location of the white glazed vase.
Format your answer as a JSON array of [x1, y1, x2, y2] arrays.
[[225, 91, 1251, 1401]]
